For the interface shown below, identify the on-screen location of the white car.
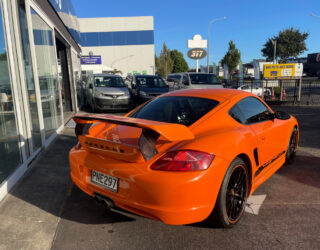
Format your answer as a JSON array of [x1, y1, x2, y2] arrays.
[[237, 85, 271, 97]]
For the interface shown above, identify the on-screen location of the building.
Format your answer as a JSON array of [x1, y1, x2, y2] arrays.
[[79, 16, 155, 76], [0, 0, 81, 201]]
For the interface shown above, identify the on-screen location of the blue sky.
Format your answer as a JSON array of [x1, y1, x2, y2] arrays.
[[73, 0, 320, 68]]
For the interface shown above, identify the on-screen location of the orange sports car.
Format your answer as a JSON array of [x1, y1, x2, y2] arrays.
[[69, 89, 299, 228]]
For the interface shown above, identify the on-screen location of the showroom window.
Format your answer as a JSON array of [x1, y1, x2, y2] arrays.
[[30, 7, 61, 138], [0, 0, 22, 183], [17, 0, 41, 151]]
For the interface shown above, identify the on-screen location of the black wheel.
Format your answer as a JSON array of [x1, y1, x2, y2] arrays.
[[286, 127, 298, 164], [208, 158, 249, 228]]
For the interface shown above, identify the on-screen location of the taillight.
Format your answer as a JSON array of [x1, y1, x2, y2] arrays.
[[150, 150, 214, 171], [75, 141, 82, 150]]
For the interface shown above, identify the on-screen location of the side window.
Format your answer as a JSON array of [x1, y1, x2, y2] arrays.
[[236, 97, 272, 124], [183, 74, 189, 85], [229, 104, 246, 124]]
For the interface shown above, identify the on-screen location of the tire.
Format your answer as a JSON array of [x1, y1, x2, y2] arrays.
[[285, 127, 298, 164], [208, 157, 249, 228]]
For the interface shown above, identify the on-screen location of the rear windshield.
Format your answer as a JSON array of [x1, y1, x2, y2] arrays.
[[189, 74, 221, 85], [130, 96, 219, 126], [135, 76, 167, 88], [94, 76, 126, 87]]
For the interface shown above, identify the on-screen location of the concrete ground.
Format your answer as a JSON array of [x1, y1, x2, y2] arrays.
[[0, 106, 319, 250]]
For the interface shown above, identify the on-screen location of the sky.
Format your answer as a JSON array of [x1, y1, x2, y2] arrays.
[[73, 0, 320, 68]]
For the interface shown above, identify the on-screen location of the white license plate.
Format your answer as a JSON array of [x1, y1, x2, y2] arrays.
[[91, 170, 118, 192]]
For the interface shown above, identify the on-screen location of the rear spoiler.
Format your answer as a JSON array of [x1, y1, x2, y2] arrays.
[[73, 114, 194, 161]]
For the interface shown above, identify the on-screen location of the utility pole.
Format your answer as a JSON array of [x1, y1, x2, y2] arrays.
[[207, 16, 227, 73], [272, 40, 277, 64]]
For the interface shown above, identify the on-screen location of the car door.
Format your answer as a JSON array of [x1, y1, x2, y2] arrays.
[[182, 74, 190, 89], [236, 97, 287, 166]]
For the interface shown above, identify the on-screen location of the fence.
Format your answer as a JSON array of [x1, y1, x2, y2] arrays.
[[224, 79, 320, 105]]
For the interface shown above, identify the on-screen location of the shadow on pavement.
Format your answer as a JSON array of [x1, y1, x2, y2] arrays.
[[277, 153, 320, 189], [271, 105, 320, 149], [8, 131, 134, 225]]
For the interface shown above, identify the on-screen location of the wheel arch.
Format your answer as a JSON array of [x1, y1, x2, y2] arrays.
[[235, 153, 253, 194]]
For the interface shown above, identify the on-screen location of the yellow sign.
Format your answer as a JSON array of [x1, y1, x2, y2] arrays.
[[263, 63, 303, 79]]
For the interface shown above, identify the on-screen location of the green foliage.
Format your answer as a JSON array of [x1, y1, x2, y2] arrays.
[[221, 41, 241, 79], [170, 49, 188, 73], [261, 28, 309, 61], [0, 52, 7, 61], [155, 42, 173, 78]]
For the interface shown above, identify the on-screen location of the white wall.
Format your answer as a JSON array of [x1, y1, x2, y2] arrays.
[[79, 16, 155, 76]]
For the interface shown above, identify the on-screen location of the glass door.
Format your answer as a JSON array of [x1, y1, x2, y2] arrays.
[[30, 7, 62, 139], [0, 0, 22, 183]]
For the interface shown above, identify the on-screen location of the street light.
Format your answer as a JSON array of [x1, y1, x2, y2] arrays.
[[207, 16, 227, 73], [272, 40, 277, 64]]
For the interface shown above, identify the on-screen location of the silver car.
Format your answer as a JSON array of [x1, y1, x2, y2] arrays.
[[166, 72, 223, 91], [86, 74, 131, 112]]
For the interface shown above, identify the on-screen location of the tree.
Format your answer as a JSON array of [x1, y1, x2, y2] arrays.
[[155, 42, 173, 78], [0, 52, 7, 61], [221, 40, 241, 78], [170, 49, 188, 73], [262, 28, 309, 61]]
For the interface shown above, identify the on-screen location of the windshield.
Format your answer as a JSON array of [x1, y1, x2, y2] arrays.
[[94, 76, 126, 87], [135, 76, 167, 88], [130, 96, 219, 126], [189, 74, 221, 85]]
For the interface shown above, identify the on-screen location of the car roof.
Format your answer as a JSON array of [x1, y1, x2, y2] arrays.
[[168, 72, 218, 75], [134, 75, 160, 77], [93, 74, 121, 77], [162, 88, 251, 102]]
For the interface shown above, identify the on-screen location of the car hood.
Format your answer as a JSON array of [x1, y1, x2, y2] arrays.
[[95, 87, 129, 95]]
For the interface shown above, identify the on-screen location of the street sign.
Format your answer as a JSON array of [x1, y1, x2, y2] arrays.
[[263, 63, 303, 79], [187, 34, 207, 49], [187, 48, 207, 60], [81, 56, 101, 65]]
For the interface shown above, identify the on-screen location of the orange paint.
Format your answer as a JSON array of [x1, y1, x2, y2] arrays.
[[69, 89, 298, 225]]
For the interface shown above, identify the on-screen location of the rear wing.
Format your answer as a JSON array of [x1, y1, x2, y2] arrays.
[[73, 114, 194, 161]]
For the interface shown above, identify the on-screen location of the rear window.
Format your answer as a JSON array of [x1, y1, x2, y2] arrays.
[[135, 76, 167, 88], [130, 96, 219, 126], [189, 74, 221, 85]]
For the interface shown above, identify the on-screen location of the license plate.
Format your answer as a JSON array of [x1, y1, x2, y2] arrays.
[[91, 170, 118, 192]]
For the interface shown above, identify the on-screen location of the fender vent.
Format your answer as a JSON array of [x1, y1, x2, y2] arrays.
[[253, 148, 259, 167]]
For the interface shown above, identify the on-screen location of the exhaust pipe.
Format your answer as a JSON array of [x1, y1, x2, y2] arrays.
[[101, 198, 114, 209], [94, 193, 114, 209]]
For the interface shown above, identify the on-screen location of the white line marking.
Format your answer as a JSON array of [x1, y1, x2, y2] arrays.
[[245, 194, 267, 215]]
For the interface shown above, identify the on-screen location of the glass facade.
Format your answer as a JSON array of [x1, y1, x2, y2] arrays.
[[30, 8, 62, 138], [0, 0, 22, 183], [0, 0, 80, 194], [17, 0, 41, 151]]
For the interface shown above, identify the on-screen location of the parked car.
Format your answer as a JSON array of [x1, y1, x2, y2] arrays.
[[237, 84, 271, 97], [86, 74, 131, 112], [70, 88, 299, 228], [167, 72, 223, 91], [129, 75, 169, 103]]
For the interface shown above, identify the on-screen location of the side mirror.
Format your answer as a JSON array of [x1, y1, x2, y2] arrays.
[[274, 111, 291, 120]]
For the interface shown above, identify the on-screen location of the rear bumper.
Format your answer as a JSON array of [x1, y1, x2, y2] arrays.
[[69, 147, 226, 225]]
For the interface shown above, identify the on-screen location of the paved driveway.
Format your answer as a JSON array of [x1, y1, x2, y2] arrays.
[[0, 106, 319, 250]]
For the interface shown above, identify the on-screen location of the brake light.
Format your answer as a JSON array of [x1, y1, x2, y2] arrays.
[[150, 150, 214, 171]]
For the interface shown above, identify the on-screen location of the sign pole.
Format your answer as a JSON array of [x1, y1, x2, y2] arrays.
[[196, 60, 199, 72]]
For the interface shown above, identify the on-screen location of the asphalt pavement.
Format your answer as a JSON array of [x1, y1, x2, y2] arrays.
[[0, 106, 319, 250]]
